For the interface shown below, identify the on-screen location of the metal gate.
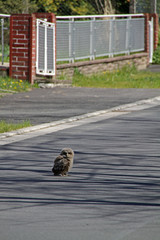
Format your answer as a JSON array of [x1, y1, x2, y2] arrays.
[[36, 19, 56, 76], [149, 18, 154, 63]]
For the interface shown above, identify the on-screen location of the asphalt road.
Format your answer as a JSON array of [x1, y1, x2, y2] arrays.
[[0, 87, 160, 125], [0, 96, 160, 240]]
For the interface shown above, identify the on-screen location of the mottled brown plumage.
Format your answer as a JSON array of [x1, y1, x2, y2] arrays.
[[52, 148, 74, 176]]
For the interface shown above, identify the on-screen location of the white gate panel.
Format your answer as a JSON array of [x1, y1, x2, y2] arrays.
[[149, 18, 154, 63], [36, 19, 55, 75]]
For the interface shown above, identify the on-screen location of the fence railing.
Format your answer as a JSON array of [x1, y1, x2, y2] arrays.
[[0, 14, 10, 65], [56, 14, 145, 63], [0, 13, 147, 65]]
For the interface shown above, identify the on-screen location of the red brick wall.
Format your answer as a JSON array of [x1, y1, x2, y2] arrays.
[[144, 13, 150, 54], [150, 13, 159, 50], [9, 14, 31, 81], [9, 13, 56, 83]]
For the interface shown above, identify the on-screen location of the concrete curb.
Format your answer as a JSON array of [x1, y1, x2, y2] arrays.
[[1, 95, 160, 140], [39, 83, 72, 88]]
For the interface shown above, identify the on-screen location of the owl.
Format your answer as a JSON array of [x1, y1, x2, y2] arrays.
[[52, 148, 74, 176]]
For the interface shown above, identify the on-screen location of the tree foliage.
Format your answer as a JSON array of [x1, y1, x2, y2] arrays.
[[136, 0, 160, 13], [0, 0, 129, 15], [87, 0, 115, 14], [0, 0, 38, 14], [37, 0, 96, 15], [37, 0, 129, 15]]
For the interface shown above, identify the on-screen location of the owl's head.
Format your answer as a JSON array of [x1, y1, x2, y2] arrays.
[[61, 148, 74, 159]]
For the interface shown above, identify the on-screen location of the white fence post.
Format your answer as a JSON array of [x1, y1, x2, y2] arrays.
[[109, 18, 114, 57], [90, 17, 95, 60], [69, 19, 73, 63], [1, 18, 4, 65], [125, 17, 131, 55], [149, 18, 154, 63]]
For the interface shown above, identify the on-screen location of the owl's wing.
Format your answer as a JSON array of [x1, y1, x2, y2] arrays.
[[52, 155, 70, 175]]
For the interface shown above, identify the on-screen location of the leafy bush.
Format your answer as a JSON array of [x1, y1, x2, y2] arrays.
[[153, 28, 160, 64], [153, 46, 160, 64], [0, 44, 9, 63]]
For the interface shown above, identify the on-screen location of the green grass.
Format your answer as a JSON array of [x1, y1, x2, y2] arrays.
[[0, 76, 39, 93], [72, 65, 160, 88], [0, 120, 31, 133]]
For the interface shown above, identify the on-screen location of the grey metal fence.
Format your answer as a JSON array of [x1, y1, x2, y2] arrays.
[[0, 13, 146, 66], [56, 14, 145, 63]]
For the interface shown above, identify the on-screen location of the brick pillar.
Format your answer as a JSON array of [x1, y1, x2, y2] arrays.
[[150, 13, 159, 50], [29, 15, 36, 84], [144, 13, 150, 54], [9, 13, 56, 84], [9, 14, 31, 82]]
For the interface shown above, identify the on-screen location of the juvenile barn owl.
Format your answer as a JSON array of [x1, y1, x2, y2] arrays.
[[52, 148, 74, 176]]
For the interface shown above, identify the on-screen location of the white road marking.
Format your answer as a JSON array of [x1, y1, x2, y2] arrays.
[[0, 96, 160, 145]]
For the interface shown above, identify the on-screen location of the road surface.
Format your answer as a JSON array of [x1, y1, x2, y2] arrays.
[[0, 96, 160, 240]]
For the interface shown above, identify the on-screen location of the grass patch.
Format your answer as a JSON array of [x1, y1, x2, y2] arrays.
[[0, 76, 39, 93], [72, 65, 160, 88], [0, 120, 31, 133]]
